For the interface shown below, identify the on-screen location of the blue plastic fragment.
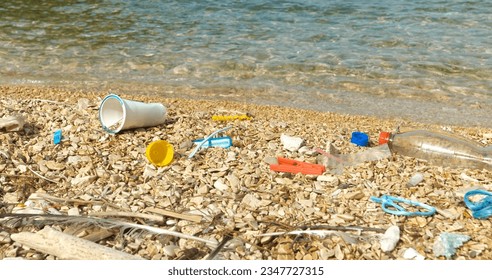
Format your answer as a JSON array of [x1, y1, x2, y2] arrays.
[[370, 194, 436, 216], [188, 126, 233, 159], [351, 131, 369, 146], [193, 136, 232, 149], [53, 129, 62, 144], [433, 232, 470, 259], [463, 189, 492, 219]]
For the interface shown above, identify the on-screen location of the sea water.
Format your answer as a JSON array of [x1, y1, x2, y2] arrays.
[[0, 0, 491, 127]]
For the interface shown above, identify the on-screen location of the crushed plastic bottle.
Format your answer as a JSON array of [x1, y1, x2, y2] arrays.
[[379, 130, 492, 170]]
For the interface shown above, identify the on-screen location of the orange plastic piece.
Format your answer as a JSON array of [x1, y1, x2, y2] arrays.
[[379, 131, 391, 145], [270, 157, 325, 175]]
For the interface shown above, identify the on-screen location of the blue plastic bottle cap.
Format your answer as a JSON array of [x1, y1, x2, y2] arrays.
[[351, 131, 369, 146]]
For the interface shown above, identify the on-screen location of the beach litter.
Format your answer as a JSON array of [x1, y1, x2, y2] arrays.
[[269, 157, 325, 175], [406, 172, 424, 187], [350, 131, 369, 147], [98, 93, 167, 134], [145, 140, 174, 167], [212, 114, 252, 121], [53, 129, 62, 144], [370, 195, 436, 216], [192, 136, 232, 149], [433, 232, 471, 259], [463, 189, 492, 219], [188, 126, 233, 158]]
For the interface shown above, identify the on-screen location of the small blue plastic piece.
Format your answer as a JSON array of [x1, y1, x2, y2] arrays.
[[464, 189, 492, 219], [53, 129, 62, 144], [193, 136, 232, 149], [351, 131, 369, 146], [370, 195, 436, 216]]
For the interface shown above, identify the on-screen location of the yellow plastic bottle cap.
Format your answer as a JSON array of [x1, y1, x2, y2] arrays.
[[145, 140, 174, 167]]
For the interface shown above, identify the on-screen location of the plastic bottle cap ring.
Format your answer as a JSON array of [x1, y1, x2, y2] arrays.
[[379, 131, 391, 145], [146, 140, 174, 167]]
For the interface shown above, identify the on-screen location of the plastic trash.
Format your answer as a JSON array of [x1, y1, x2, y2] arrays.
[[380, 225, 400, 252], [463, 189, 492, 219], [406, 172, 424, 187], [433, 232, 470, 259], [188, 126, 232, 159], [351, 132, 369, 147], [99, 94, 167, 134], [212, 114, 251, 121], [53, 129, 62, 144], [318, 143, 392, 173], [370, 195, 436, 216], [145, 140, 174, 167], [192, 136, 232, 149], [270, 157, 326, 175], [379, 129, 492, 170]]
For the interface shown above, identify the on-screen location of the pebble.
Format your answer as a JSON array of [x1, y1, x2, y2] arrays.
[[380, 226, 400, 252]]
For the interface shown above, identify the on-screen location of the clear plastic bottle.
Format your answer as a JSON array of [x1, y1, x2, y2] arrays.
[[379, 130, 492, 170]]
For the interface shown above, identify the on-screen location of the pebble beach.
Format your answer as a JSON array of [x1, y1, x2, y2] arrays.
[[0, 85, 491, 260]]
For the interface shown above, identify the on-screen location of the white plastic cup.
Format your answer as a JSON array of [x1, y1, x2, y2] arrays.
[[99, 94, 167, 134]]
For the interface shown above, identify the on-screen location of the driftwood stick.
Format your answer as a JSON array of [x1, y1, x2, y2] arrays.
[[11, 226, 144, 260], [145, 207, 202, 223]]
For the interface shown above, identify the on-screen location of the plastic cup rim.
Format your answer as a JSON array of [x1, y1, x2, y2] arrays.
[[99, 93, 126, 134]]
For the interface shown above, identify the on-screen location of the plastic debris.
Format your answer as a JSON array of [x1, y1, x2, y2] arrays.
[[212, 114, 251, 121], [406, 172, 424, 187], [280, 134, 304, 152], [0, 115, 25, 132], [380, 225, 400, 252], [188, 126, 232, 158], [192, 136, 232, 149], [318, 144, 392, 172], [53, 129, 62, 144], [146, 140, 174, 167], [351, 131, 369, 146], [433, 232, 471, 259], [270, 157, 325, 175], [370, 195, 436, 216], [463, 189, 492, 219]]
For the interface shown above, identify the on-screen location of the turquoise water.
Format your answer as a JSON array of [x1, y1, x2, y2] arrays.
[[1, 0, 491, 127]]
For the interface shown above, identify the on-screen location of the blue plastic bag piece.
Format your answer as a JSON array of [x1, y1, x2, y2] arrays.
[[53, 129, 62, 144], [464, 189, 492, 219], [433, 232, 470, 259], [351, 132, 369, 147], [193, 136, 232, 149]]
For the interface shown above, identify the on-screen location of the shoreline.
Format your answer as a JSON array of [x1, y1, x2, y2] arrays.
[[1, 85, 491, 260]]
